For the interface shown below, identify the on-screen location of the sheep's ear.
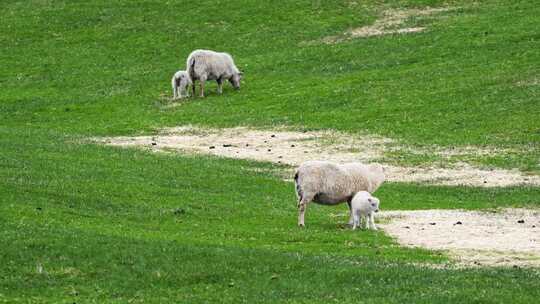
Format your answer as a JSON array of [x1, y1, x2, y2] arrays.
[[367, 198, 372, 203]]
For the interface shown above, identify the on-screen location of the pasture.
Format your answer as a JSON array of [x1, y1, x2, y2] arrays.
[[1, 0, 540, 302]]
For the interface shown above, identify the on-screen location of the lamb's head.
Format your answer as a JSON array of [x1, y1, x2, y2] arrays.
[[229, 72, 243, 89], [367, 196, 380, 213]]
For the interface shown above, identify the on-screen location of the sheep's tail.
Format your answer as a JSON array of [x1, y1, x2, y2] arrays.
[[294, 171, 303, 203]]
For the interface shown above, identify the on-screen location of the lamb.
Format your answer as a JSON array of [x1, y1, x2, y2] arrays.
[[294, 161, 385, 227], [186, 49, 243, 97], [351, 191, 380, 230], [171, 70, 192, 99]]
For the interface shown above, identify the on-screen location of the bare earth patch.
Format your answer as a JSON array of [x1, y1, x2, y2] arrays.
[[98, 126, 540, 187], [379, 209, 540, 267], [318, 7, 451, 44]]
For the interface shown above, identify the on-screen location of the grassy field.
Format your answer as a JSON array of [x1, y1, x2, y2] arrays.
[[1, 0, 540, 302]]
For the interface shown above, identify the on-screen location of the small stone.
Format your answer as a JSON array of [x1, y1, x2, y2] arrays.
[[223, 144, 233, 147], [517, 219, 525, 224], [291, 144, 295, 147], [404, 226, 410, 229], [278, 156, 282, 159], [245, 144, 249, 147], [151, 142, 157, 146], [429, 222, 436, 225], [454, 221, 462, 225], [264, 140, 268, 143], [271, 134, 276, 138], [267, 149, 271, 152], [483, 180, 487, 184], [209, 146, 215, 149]]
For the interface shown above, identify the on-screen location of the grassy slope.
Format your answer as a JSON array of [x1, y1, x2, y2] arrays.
[[1, 0, 540, 302], [1, 0, 539, 170], [1, 131, 540, 303]]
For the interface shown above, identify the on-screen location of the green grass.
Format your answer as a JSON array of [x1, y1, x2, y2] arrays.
[[1, 0, 539, 170], [1, 0, 540, 302], [2, 130, 540, 302]]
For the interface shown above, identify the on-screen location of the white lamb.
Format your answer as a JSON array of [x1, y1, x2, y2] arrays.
[[186, 49, 243, 97], [294, 161, 385, 227], [351, 191, 380, 230], [171, 70, 191, 99]]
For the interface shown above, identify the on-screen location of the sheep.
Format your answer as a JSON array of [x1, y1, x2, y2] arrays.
[[294, 161, 385, 227], [351, 191, 380, 230], [186, 49, 243, 97], [171, 70, 192, 99]]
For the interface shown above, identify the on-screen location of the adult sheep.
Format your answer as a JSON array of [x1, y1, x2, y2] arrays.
[[186, 49, 243, 97], [294, 161, 385, 227]]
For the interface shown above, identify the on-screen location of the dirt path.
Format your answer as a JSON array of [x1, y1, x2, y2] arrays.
[[379, 209, 540, 267], [99, 126, 540, 188]]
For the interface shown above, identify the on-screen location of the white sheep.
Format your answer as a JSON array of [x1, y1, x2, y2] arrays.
[[171, 70, 191, 99], [351, 191, 380, 230], [294, 161, 385, 227], [186, 49, 243, 97]]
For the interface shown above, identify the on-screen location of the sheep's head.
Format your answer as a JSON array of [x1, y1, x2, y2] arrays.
[[229, 72, 243, 89]]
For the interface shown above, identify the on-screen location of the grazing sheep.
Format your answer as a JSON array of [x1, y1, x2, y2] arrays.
[[294, 161, 385, 227], [186, 49, 243, 97], [171, 70, 191, 99], [351, 191, 380, 230]]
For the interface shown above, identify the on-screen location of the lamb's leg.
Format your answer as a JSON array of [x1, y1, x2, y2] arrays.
[[172, 78, 178, 99], [352, 210, 359, 230], [369, 213, 377, 230], [217, 78, 223, 94], [191, 81, 196, 97], [363, 215, 369, 229]]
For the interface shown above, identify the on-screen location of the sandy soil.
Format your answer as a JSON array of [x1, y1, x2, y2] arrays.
[[379, 209, 540, 267], [99, 126, 540, 188]]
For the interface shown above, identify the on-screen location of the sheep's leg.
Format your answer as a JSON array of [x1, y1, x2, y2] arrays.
[[217, 78, 223, 94], [297, 194, 313, 227], [199, 82, 205, 97], [347, 200, 354, 226], [298, 201, 308, 227], [369, 213, 377, 230], [191, 81, 196, 97]]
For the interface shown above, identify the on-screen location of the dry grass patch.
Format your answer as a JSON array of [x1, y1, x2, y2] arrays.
[[379, 208, 540, 267], [319, 7, 452, 44], [98, 126, 540, 187]]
